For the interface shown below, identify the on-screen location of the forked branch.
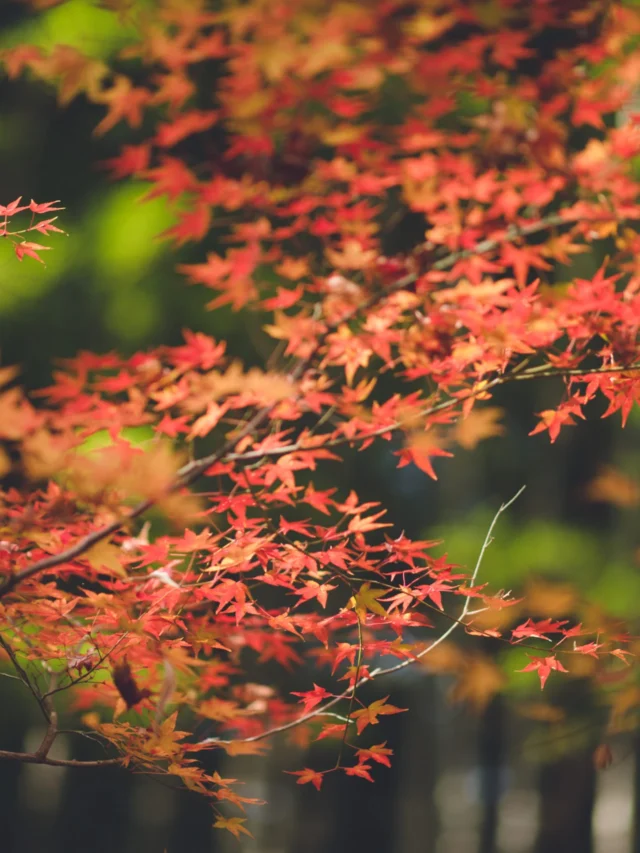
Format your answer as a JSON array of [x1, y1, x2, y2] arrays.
[[198, 486, 525, 747]]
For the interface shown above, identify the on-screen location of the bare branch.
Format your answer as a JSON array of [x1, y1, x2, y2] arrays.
[[34, 674, 58, 760], [0, 634, 50, 723], [0, 749, 121, 768]]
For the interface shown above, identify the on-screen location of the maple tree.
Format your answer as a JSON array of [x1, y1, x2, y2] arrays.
[[1, 0, 640, 836]]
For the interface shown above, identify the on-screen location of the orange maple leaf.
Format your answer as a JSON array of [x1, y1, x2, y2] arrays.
[[455, 407, 505, 450], [351, 697, 407, 734], [213, 817, 253, 839], [285, 768, 325, 790]]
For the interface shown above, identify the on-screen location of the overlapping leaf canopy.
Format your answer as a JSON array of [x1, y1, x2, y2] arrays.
[[1, 0, 640, 830]]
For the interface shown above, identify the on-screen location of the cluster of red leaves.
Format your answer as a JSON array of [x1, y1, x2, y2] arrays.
[[0, 197, 65, 263], [1, 0, 640, 832]]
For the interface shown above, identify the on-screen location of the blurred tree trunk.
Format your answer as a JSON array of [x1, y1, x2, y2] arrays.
[[478, 696, 505, 853], [535, 752, 595, 853], [633, 734, 640, 853], [393, 678, 440, 853]]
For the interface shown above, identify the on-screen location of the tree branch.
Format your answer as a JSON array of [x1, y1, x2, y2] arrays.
[[0, 749, 121, 768], [0, 211, 624, 599], [0, 634, 51, 723], [197, 486, 525, 747]]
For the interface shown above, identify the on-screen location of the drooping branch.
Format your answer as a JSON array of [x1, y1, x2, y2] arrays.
[[0, 212, 630, 600], [197, 486, 525, 747]]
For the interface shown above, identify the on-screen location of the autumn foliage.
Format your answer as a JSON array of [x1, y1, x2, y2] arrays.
[[1, 0, 640, 834]]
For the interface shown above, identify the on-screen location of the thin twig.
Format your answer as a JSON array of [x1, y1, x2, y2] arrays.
[[197, 486, 526, 747], [0, 634, 50, 723]]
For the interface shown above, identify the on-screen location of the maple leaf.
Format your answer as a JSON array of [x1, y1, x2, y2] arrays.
[[585, 466, 640, 508], [500, 243, 551, 287], [450, 655, 506, 712], [1, 44, 46, 79], [285, 768, 325, 790], [100, 143, 151, 180], [355, 742, 393, 768], [28, 199, 64, 215], [610, 649, 634, 664], [213, 817, 253, 839], [344, 762, 374, 781], [143, 156, 198, 201], [155, 110, 219, 148], [146, 712, 189, 758], [529, 400, 585, 443], [350, 697, 407, 734], [600, 377, 640, 428], [30, 217, 65, 237], [396, 432, 454, 480], [0, 196, 28, 216], [491, 31, 533, 69], [347, 583, 388, 621], [455, 407, 505, 450], [14, 240, 52, 264], [163, 203, 212, 246], [47, 45, 108, 106], [326, 239, 377, 270], [5, 0, 640, 825], [511, 618, 568, 642], [519, 655, 568, 690], [572, 99, 606, 129], [574, 641, 603, 659], [85, 540, 127, 578], [293, 580, 337, 609], [418, 579, 455, 611], [291, 684, 332, 713], [92, 75, 151, 136]]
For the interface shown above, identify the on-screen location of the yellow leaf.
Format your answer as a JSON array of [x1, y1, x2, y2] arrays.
[[229, 91, 271, 119], [347, 583, 387, 621], [321, 125, 366, 146], [419, 641, 465, 674], [22, 429, 68, 480], [86, 540, 127, 578], [450, 654, 506, 712], [145, 711, 189, 758], [326, 239, 377, 270], [214, 816, 253, 839], [221, 740, 268, 756], [585, 466, 640, 508], [81, 712, 101, 729], [407, 13, 456, 42], [197, 698, 240, 722], [298, 41, 351, 78], [525, 579, 578, 617], [455, 407, 505, 450]]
